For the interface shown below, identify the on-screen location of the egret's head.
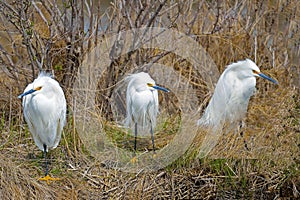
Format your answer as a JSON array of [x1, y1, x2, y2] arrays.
[[147, 82, 170, 92], [18, 74, 53, 99], [245, 59, 278, 84], [18, 83, 44, 99]]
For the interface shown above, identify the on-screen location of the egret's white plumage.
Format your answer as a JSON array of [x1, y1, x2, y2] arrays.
[[198, 59, 278, 127], [19, 72, 66, 181], [125, 72, 169, 153]]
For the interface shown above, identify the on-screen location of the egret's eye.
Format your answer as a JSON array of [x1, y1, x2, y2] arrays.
[[147, 83, 154, 87], [35, 86, 42, 91], [252, 70, 259, 74]]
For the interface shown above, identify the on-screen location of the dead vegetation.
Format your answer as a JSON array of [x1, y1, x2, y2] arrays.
[[0, 0, 299, 199]]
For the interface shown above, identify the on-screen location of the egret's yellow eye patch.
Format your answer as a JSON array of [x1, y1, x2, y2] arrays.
[[35, 86, 42, 91], [252, 70, 259, 74], [147, 83, 154, 87]]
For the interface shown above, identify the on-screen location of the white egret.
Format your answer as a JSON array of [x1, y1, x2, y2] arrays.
[[18, 72, 66, 183], [198, 59, 278, 128], [125, 72, 169, 156]]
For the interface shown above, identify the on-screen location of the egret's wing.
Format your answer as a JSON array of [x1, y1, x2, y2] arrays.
[[125, 78, 134, 128], [147, 90, 159, 128], [23, 94, 46, 151], [22, 83, 45, 151], [198, 68, 234, 127], [220, 69, 235, 118], [197, 69, 235, 156], [52, 85, 66, 150]]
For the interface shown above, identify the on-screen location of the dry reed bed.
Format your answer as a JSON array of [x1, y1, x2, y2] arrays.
[[0, 0, 299, 199]]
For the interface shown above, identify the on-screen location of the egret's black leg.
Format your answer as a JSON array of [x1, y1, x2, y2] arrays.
[[239, 121, 250, 151], [130, 123, 139, 163], [150, 123, 155, 153], [43, 144, 48, 176], [134, 122, 138, 153], [239, 121, 244, 137], [39, 144, 60, 183]]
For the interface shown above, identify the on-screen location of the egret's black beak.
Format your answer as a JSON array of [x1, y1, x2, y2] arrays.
[[18, 89, 36, 99], [152, 85, 170, 93], [258, 73, 278, 84]]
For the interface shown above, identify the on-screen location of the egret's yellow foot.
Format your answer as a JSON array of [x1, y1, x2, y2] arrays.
[[130, 156, 138, 164], [39, 175, 61, 184], [152, 153, 157, 159]]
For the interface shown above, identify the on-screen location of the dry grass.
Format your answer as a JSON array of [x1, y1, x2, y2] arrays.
[[0, 0, 299, 199]]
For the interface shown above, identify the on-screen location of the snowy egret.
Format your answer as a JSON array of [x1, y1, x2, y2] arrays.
[[18, 72, 66, 183], [125, 72, 169, 155], [197, 59, 278, 127]]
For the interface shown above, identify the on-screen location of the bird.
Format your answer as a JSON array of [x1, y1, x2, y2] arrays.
[[125, 72, 169, 158], [196, 59, 278, 157], [197, 59, 278, 128], [18, 72, 66, 183]]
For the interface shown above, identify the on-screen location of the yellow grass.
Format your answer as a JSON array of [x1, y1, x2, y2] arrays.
[[0, 0, 299, 199]]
